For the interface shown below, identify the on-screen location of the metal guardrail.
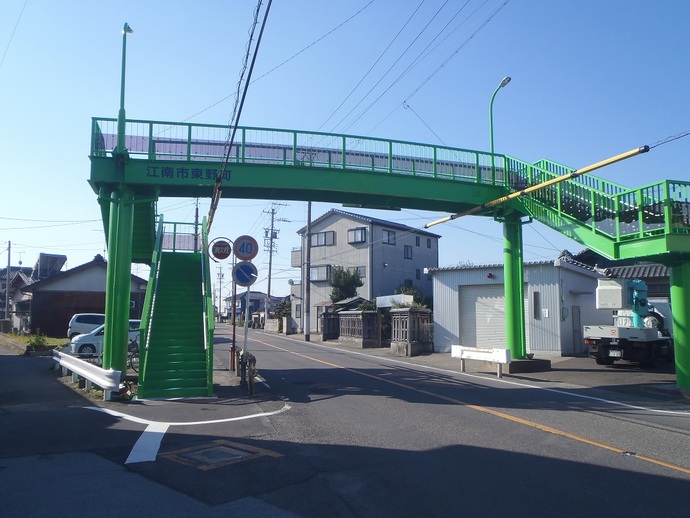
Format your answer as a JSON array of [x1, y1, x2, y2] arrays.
[[53, 350, 121, 400], [451, 345, 511, 378], [91, 117, 504, 185]]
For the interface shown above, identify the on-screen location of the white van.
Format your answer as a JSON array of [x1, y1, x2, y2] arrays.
[[69, 320, 141, 356], [67, 313, 105, 339]]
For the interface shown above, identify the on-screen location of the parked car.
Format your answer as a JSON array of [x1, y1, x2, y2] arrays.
[[67, 313, 105, 339], [69, 320, 141, 356]]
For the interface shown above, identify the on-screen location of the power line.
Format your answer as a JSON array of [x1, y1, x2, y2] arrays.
[[649, 129, 690, 149], [208, 0, 273, 231], [330, 1, 451, 134], [0, 0, 28, 71], [317, 0, 427, 133], [181, 1, 374, 124]]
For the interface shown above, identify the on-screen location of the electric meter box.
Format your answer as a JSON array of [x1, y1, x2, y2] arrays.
[[596, 278, 627, 310]]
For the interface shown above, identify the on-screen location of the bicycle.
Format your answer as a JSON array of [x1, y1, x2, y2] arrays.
[[127, 336, 139, 373]]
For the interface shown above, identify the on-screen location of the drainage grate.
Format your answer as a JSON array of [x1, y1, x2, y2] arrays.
[[160, 440, 282, 471]]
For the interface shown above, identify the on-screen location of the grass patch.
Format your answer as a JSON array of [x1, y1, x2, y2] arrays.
[[10, 333, 68, 348]]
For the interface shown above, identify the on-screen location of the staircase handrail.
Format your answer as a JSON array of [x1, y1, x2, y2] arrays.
[[200, 217, 214, 394], [504, 156, 690, 249], [138, 214, 165, 383]]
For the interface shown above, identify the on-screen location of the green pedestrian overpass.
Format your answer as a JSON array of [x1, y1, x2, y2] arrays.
[[89, 117, 690, 396]]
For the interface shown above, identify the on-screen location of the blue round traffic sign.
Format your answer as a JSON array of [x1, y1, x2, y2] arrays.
[[233, 235, 258, 261], [233, 261, 258, 287]]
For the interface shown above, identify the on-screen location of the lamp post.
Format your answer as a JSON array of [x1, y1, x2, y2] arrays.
[[117, 23, 133, 153], [103, 22, 135, 374], [489, 76, 511, 182]]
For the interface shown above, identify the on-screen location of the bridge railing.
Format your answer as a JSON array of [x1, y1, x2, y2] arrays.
[[91, 117, 506, 186], [505, 156, 690, 242]]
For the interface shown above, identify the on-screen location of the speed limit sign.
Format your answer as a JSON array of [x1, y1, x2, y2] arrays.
[[233, 235, 258, 261]]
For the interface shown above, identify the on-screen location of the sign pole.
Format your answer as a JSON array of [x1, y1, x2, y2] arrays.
[[243, 286, 251, 357]]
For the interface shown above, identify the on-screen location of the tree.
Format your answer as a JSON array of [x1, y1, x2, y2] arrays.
[[393, 284, 431, 309], [329, 267, 363, 303], [274, 296, 291, 318]]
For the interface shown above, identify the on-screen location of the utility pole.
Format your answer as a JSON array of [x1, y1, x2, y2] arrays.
[[5, 241, 10, 320], [217, 266, 224, 322], [305, 202, 311, 341], [263, 203, 289, 325]]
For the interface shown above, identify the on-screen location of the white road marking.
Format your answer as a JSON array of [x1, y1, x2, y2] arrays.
[[85, 402, 291, 464], [126, 422, 169, 464]]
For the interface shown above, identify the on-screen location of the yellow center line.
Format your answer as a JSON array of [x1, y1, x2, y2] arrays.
[[255, 339, 690, 476]]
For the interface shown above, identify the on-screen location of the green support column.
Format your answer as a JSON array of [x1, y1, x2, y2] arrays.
[[503, 213, 526, 360], [102, 187, 134, 373], [670, 262, 690, 389]]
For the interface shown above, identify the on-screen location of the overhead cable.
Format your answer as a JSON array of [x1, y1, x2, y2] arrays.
[[208, 0, 273, 231]]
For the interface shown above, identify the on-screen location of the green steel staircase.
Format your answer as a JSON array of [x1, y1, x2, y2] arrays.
[[137, 220, 214, 399], [503, 156, 690, 261]]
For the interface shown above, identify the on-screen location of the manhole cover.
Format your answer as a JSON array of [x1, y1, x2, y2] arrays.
[[161, 440, 281, 471], [181, 445, 251, 464]]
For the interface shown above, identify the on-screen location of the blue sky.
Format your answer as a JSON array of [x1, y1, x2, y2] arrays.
[[1, 0, 689, 297]]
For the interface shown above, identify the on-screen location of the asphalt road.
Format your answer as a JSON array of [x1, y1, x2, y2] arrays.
[[2, 329, 690, 517]]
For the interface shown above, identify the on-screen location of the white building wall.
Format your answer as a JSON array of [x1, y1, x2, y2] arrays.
[[432, 265, 504, 353], [432, 261, 603, 356], [555, 260, 612, 355], [523, 263, 562, 355]]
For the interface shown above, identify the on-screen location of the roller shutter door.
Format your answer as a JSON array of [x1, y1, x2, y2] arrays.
[[458, 285, 529, 348]]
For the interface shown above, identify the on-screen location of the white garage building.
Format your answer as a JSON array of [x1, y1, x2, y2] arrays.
[[430, 255, 611, 356]]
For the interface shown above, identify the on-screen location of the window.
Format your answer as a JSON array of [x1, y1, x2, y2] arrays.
[[415, 236, 420, 247], [347, 266, 366, 278], [427, 237, 432, 248], [309, 265, 332, 281], [383, 229, 396, 245], [404, 245, 413, 259], [295, 304, 302, 319], [348, 227, 367, 244], [311, 231, 335, 247], [416, 268, 421, 280]]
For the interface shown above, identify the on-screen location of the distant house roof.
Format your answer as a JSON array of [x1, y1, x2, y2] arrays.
[[429, 260, 553, 273], [605, 264, 669, 279], [32, 253, 67, 280], [333, 296, 368, 311], [21, 254, 147, 293], [297, 208, 441, 239]]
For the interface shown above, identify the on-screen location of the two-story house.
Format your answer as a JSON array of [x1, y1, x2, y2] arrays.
[[290, 209, 440, 333]]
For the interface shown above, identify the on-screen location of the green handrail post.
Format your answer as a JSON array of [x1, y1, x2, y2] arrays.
[[292, 131, 297, 166], [663, 181, 673, 235], [201, 217, 215, 395], [148, 122, 155, 159], [636, 188, 645, 239]]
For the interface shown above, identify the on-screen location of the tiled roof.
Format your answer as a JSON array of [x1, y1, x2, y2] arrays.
[[606, 264, 669, 279]]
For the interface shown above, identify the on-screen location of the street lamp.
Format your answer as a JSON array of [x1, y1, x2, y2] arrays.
[[117, 23, 133, 153], [489, 76, 511, 181]]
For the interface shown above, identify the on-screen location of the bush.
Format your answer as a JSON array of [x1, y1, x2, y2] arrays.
[[27, 331, 48, 349]]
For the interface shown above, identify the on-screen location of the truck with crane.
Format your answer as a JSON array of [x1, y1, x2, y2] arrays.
[[584, 277, 673, 368]]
